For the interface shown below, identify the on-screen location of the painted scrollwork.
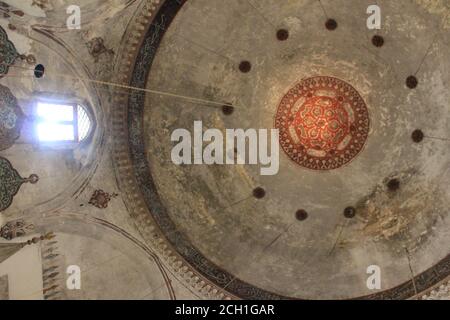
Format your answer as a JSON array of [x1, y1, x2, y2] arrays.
[[88, 189, 118, 209], [0, 219, 35, 240], [0, 156, 39, 212], [0, 25, 19, 78], [0, 84, 24, 151]]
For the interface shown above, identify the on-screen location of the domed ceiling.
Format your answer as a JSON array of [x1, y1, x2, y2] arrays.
[[110, 0, 450, 300]]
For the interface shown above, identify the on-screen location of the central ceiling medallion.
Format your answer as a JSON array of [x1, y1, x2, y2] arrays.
[[275, 76, 370, 170]]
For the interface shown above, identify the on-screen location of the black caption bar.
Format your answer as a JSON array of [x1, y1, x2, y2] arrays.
[[1, 299, 441, 319]]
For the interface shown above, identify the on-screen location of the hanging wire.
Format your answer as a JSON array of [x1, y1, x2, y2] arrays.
[[4, 65, 240, 109]]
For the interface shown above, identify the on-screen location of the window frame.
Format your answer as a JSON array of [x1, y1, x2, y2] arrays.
[[76, 104, 94, 143]]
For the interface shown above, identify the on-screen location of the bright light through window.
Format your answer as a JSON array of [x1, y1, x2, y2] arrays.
[[37, 123, 75, 141], [36, 101, 92, 143], [37, 103, 74, 122]]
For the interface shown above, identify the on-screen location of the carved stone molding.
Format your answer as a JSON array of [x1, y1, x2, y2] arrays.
[[420, 280, 450, 300], [112, 0, 226, 300], [0, 275, 8, 300]]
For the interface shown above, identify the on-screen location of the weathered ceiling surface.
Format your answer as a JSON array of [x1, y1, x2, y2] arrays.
[[0, 0, 184, 300], [0, 0, 448, 301], [113, 0, 450, 299]]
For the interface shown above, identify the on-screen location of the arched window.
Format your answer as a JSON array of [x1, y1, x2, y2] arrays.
[[77, 105, 92, 141], [35, 101, 93, 143]]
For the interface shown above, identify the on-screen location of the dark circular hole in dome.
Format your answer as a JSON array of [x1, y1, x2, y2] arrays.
[[387, 179, 401, 192], [372, 35, 384, 47], [325, 19, 338, 31], [295, 209, 308, 221], [412, 129, 424, 143], [252, 187, 266, 199], [239, 61, 252, 73], [222, 104, 234, 115], [344, 207, 356, 219], [406, 76, 418, 89], [34, 64, 45, 78], [276, 29, 289, 41]]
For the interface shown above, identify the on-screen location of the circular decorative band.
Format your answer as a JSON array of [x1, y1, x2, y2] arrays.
[[116, 0, 450, 300], [275, 76, 370, 170]]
